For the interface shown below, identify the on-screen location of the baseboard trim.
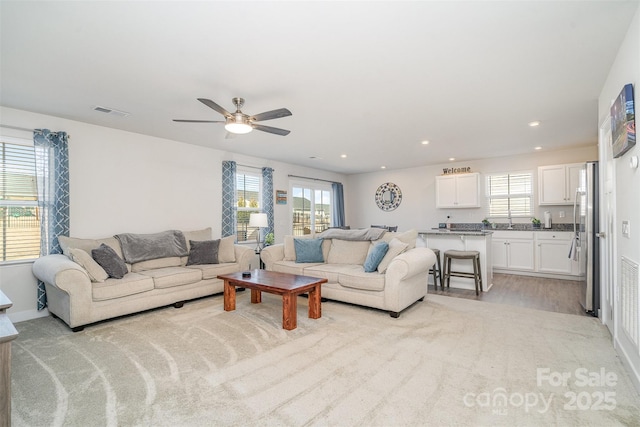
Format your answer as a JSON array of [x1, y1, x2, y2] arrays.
[[8, 308, 49, 324], [615, 336, 640, 395], [493, 269, 581, 281]]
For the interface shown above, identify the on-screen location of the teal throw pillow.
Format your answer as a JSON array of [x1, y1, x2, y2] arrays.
[[294, 238, 324, 263], [364, 241, 389, 272]]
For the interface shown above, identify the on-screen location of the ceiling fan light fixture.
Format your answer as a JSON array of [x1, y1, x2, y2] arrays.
[[225, 114, 252, 134]]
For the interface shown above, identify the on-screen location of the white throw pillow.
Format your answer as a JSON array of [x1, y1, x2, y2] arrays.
[[68, 248, 109, 282], [376, 238, 409, 273], [217, 235, 236, 263], [380, 229, 418, 249]]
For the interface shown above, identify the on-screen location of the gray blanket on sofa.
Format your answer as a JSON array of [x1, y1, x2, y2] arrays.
[[317, 227, 386, 241], [115, 230, 189, 263]]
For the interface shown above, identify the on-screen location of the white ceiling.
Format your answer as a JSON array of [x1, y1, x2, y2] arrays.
[[1, 1, 638, 174]]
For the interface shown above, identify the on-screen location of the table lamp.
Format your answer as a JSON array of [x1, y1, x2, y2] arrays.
[[249, 213, 269, 251]]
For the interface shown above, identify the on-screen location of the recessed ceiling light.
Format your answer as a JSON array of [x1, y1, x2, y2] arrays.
[[421, 140, 430, 145], [528, 121, 541, 127], [340, 154, 347, 158], [449, 157, 455, 161], [534, 146, 542, 150], [381, 166, 386, 169]]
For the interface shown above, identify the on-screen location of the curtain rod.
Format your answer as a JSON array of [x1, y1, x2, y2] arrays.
[[237, 163, 268, 171], [0, 124, 61, 135], [288, 174, 340, 185]]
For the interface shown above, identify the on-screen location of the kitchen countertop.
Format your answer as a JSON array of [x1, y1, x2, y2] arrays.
[[418, 229, 493, 236]]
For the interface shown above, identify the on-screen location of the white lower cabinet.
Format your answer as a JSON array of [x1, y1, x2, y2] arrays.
[[491, 230, 580, 278], [491, 231, 535, 271], [535, 232, 574, 274]]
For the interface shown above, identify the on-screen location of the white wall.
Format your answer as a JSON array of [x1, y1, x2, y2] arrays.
[[598, 7, 640, 391], [345, 145, 597, 231], [0, 106, 346, 322]]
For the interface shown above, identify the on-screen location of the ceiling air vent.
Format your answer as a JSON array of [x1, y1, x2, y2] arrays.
[[92, 105, 130, 117]]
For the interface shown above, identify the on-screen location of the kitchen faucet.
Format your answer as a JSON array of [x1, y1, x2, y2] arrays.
[[507, 210, 514, 229]]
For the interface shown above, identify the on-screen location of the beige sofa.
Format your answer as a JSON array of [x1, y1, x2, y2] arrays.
[[32, 228, 253, 331], [260, 229, 436, 317]]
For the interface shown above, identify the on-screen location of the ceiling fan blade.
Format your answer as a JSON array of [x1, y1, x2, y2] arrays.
[[253, 124, 291, 136], [173, 119, 224, 123], [250, 108, 292, 122], [198, 98, 231, 117]]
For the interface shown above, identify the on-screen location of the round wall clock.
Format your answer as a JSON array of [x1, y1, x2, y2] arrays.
[[375, 182, 402, 211]]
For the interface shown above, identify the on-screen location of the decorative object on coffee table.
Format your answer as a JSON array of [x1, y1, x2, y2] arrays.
[[218, 270, 327, 330]]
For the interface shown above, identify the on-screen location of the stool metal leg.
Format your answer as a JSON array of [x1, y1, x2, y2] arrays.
[[436, 253, 443, 288]]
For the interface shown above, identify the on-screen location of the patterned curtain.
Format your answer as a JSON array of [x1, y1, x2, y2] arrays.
[[34, 129, 70, 310], [262, 167, 274, 239], [221, 161, 237, 239], [332, 182, 345, 227]]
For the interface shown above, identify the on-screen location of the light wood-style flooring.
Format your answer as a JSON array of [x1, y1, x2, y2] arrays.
[[428, 273, 588, 316]]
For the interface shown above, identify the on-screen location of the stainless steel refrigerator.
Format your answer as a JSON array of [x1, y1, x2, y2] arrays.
[[571, 161, 599, 316]]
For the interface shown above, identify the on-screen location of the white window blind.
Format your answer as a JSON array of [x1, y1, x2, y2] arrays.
[[487, 172, 533, 217], [0, 140, 41, 261], [236, 171, 261, 243]]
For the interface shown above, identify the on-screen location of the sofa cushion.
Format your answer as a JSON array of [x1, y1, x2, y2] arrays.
[[299, 264, 344, 283], [68, 248, 109, 282], [59, 235, 124, 258], [92, 273, 155, 301], [187, 262, 240, 280], [364, 241, 389, 272], [183, 227, 213, 250], [294, 238, 324, 263], [338, 267, 386, 292], [271, 260, 320, 276], [186, 240, 220, 265], [116, 230, 188, 263], [326, 239, 371, 265], [376, 238, 409, 274], [92, 244, 128, 279], [139, 267, 203, 289], [131, 257, 183, 273]]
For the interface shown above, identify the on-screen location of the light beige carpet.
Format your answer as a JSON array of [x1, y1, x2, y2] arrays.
[[11, 293, 640, 426]]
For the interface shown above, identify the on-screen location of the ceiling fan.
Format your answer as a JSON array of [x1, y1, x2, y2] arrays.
[[173, 97, 292, 136]]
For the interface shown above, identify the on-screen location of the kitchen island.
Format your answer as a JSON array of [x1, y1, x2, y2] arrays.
[[419, 229, 493, 292]]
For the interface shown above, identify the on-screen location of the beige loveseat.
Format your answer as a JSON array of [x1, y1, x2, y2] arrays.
[[32, 228, 253, 331], [260, 229, 436, 317]]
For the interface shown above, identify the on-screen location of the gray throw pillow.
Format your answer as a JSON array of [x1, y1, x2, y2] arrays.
[[91, 243, 128, 279], [186, 240, 220, 265]]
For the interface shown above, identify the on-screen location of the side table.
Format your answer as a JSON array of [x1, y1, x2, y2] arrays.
[[0, 290, 18, 427]]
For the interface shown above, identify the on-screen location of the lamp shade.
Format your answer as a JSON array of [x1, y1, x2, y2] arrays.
[[249, 213, 268, 228]]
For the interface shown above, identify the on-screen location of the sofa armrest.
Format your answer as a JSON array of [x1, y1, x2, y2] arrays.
[[32, 254, 91, 292], [260, 244, 284, 270], [234, 245, 254, 271], [385, 247, 436, 283]]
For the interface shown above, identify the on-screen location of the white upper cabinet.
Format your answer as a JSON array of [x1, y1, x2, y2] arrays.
[[436, 173, 480, 208], [538, 163, 583, 205]]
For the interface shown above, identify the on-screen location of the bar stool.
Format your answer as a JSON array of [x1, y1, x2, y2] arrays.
[[443, 250, 483, 295], [429, 248, 443, 289]]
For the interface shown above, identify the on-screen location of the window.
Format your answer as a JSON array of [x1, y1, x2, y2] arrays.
[[0, 139, 41, 262], [486, 172, 533, 217], [236, 170, 261, 243], [291, 182, 331, 236]]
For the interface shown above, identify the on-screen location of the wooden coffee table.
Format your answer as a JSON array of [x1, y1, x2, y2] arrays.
[[218, 270, 328, 330]]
